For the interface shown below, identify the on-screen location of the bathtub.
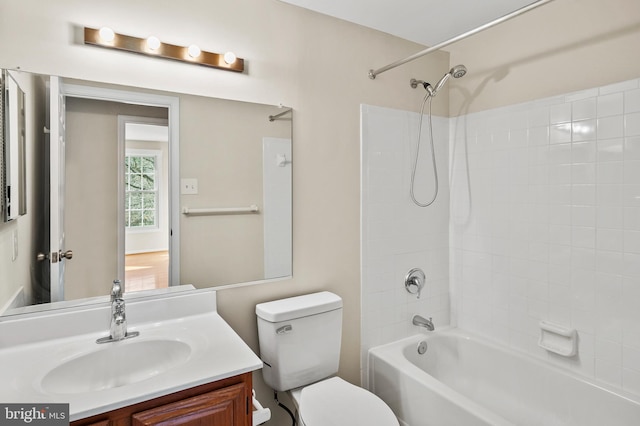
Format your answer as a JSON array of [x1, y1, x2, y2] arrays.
[[368, 328, 640, 426]]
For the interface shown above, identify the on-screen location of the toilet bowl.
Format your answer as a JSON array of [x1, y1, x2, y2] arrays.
[[255, 292, 398, 426], [290, 377, 399, 426]]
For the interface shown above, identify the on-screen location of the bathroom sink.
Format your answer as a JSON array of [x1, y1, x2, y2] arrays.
[[0, 288, 263, 421], [41, 339, 191, 394]]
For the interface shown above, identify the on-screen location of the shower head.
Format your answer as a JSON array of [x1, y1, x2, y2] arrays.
[[410, 65, 467, 96], [432, 64, 467, 96]]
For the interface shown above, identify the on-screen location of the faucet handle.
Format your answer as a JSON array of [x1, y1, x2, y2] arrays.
[[405, 268, 426, 299], [111, 279, 123, 301]]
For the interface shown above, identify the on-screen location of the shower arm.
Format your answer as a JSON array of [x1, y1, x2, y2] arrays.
[[368, 0, 554, 80]]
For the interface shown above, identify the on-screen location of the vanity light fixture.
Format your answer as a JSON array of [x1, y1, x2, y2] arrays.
[[187, 44, 202, 59], [146, 36, 161, 51], [84, 27, 244, 73]]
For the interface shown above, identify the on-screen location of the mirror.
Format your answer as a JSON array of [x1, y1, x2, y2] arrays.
[[1, 70, 27, 222], [0, 69, 292, 316]]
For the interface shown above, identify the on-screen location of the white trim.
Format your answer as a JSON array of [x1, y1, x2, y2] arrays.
[[61, 83, 180, 286]]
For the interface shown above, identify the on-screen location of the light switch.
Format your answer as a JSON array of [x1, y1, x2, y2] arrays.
[[181, 178, 198, 195]]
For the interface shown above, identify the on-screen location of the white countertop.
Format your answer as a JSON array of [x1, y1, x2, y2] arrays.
[[0, 288, 262, 421]]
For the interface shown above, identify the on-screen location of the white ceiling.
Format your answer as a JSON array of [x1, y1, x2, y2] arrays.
[[280, 0, 540, 47]]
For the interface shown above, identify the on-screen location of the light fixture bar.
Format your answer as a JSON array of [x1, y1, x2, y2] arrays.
[[84, 27, 244, 73]]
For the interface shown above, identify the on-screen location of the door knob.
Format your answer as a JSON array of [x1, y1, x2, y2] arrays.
[[59, 250, 73, 260], [36, 252, 49, 261]]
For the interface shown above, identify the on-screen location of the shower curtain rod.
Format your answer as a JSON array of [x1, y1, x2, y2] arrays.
[[368, 0, 554, 80]]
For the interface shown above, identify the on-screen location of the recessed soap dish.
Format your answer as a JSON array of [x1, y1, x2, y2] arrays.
[[538, 321, 578, 357]]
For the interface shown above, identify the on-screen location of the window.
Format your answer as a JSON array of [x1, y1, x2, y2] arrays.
[[125, 152, 159, 229]]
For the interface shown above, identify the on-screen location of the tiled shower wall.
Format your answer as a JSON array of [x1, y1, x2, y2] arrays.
[[450, 78, 640, 395], [360, 104, 450, 383]]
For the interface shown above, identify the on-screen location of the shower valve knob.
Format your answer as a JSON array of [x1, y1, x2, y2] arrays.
[[405, 268, 426, 299]]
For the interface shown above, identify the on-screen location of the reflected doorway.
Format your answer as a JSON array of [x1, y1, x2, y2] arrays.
[[120, 117, 170, 291]]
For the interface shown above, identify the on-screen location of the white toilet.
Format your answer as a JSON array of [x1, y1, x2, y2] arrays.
[[256, 291, 399, 426]]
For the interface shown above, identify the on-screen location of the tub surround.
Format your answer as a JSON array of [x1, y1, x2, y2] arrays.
[[0, 288, 262, 421], [451, 77, 640, 392], [360, 104, 451, 383]]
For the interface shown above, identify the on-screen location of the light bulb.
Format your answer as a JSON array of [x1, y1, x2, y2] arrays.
[[146, 36, 161, 51], [187, 44, 201, 58], [223, 51, 237, 65], [98, 27, 115, 43]]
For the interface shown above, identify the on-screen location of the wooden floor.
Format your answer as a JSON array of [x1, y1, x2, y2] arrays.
[[125, 251, 169, 292]]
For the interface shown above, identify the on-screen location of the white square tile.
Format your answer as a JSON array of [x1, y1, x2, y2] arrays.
[[597, 138, 624, 162], [623, 345, 640, 371], [598, 116, 624, 139], [624, 160, 640, 185], [597, 229, 623, 252], [598, 93, 624, 117], [625, 112, 640, 137], [624, 207, 640, 230], [596, 250, 624, 275], [598, 206, 624, 229], [550, 103, 572, 124], [625, 89, 640, 114], [624, 231, 640, 254], [572, 226, 596, 248], [595, 359, 622, 387], [625, 136, 640, 160], [597, 184, 623, 206], [572, 205, 596, 227], [624, 253, 640, 278], [549, 143, 572, 164], [572, 140, 597, 162], [623, 185, 640, 207], [572, 163, 596, 184], [573, 97, 597, 120], [528, 126, 549, 146], [572, 184, 596, 205], [597, 162, 624, 184], [528, 107, 549, 127], [550, 123, 572, 144], [573, 119, 597, 142]]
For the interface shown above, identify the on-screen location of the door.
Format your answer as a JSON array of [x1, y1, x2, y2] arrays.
[[48, 76, 69, 302], [131, 383, 248, 426]]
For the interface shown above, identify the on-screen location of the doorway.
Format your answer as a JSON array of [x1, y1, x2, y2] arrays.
[[52, 82, 179, 300], [120, 117, 170, 291]]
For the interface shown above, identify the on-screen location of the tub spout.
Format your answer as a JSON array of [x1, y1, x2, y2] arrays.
[[413, 315, 434, 331]]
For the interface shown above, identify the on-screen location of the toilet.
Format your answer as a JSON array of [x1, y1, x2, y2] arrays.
[[256, 291, 399, 426]]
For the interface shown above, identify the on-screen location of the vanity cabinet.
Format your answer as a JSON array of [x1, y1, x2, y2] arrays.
[[72, 372, 252, 426]]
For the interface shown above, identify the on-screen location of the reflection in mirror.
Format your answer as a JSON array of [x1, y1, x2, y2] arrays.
[[2, 70, 27, 222], [0, 70, 292, 317]]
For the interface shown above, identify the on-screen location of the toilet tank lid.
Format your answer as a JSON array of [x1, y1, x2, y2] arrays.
[[256, 291, 342, 322]]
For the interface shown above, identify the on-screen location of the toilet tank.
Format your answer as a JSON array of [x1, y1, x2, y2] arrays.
[[256, 292, 343, 392]]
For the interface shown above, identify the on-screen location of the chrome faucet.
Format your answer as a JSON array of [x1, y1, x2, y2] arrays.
[[97, 280, 139, 343], [412, 314, 435, 331]]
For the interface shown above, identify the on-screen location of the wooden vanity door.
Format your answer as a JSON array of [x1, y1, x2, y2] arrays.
[[131, 382, 247, 426], [131, 383, 246, 426]]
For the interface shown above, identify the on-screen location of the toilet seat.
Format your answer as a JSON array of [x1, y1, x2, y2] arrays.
[[296, 377, 399, 426]]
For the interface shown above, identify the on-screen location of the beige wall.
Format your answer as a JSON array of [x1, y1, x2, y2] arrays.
[[448, 0, 640, 115], [179, 97, 290, 287], [0, 1, 449, 424]]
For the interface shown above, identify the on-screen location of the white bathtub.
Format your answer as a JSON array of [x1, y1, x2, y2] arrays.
[[368, 328, 640, 426]]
